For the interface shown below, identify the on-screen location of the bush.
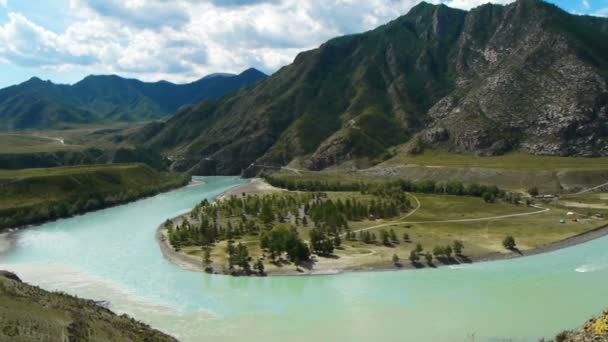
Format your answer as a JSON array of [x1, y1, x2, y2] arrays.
[[502, 236, 516, 250]]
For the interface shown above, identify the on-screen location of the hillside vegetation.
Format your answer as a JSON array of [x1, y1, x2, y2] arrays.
[[546, 310, 608, 341], [0, 163, 189, 230], [0, 271, 177, 342], [133, 0, 608, 175]]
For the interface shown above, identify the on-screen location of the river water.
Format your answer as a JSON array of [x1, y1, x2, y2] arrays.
[[1, 176, 607, 341]]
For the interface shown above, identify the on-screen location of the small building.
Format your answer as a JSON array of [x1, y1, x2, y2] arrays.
[[560, 218, 566, 224], [596, 213, 605, 218], [567, 211, 575, 216]]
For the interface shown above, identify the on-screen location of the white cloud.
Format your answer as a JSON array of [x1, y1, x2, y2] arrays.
[[442, 0, 514, 10], [582, 0, 590, 10], [0, 0, 552, 84], [594, 7, 608, 17], [0, 0, 6, 8]]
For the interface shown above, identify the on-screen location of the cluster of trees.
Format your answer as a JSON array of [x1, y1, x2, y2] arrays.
[[172, 189, 412, 255], [226, 242, 251, 273], [357, 228, 399, 245], [403, 240, 465, 266], [309, 227, 340, 255], [432, 240, 465, 259], [260, 226, 310, 264], [308, 193, 409, 225], [265, 177, 510, 203]]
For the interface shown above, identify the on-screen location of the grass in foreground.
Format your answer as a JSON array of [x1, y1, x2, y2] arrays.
[[0, 271, 177, 342]]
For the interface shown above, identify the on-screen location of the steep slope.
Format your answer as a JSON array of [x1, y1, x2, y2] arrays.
[[0, 271, 177, 341], [423, 0, 608, 157], [0, 163, 189, 229], [136, 0, 608, 175], [0, 68, 267, 130]]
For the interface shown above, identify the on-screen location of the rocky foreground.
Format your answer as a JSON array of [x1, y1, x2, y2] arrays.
[[546, 310, 608, 342]]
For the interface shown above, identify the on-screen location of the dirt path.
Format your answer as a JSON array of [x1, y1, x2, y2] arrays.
[[348, 193, 421, 234], [574, 181, 608, 195], [350, 198, 548, 234]]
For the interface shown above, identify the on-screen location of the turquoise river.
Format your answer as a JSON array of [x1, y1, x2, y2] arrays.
[[1, 176, 608, 341]]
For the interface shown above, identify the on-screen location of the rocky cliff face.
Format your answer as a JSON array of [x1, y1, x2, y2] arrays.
[[136, 0, 608, 175], [423, 0, 608, 157]]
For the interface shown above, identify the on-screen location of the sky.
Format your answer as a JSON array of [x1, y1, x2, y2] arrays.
[[0, 0, 606, 88]]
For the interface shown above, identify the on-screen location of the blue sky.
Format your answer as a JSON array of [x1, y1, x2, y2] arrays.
[[0, 0, 606, 88]]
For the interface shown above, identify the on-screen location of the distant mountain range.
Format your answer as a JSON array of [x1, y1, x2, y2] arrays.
[[131, 0, 608, 175], [0, 68, 267, 130]]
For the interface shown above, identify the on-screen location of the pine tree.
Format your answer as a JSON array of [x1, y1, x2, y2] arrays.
[[392, 254, 400, 266]]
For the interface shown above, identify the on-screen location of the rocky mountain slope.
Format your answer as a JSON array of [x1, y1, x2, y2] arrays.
[[0, 271, 177, 341], [0, 68, 266, 130], [134, 0, 608, 175]]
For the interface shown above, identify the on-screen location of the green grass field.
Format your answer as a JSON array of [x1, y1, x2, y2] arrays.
[[383, 149, 608, 171], [0, 134, 80, 153], [0, 123, 143, 154], [0, 163, 189, 229], [273, 149, 608, 193]]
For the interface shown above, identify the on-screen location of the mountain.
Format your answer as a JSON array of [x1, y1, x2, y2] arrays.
[[133, 0, 608, 175], [0, 271, 177, 341], [0, 68, 267, 130]]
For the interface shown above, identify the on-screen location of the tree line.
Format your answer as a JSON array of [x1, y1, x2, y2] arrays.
[[265, 176, 517, 202]]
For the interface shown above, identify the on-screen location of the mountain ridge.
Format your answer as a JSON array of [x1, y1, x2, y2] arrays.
[[129, 0, 608, 175], [0, 68, 267, 130]]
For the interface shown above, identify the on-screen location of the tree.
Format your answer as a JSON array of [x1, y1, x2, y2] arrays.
[[403, 233, 410, 242], [389, 229, 398, 244], [235, 243, 251, 272], [482, 192, 496, 203], [333, 234, 342, 247], [380, 229, 391, 246], [425, 252, 433, 265], [409, 250, 419, 264], [528, 187, 539, 197], [503, 236, 516, 250], [415, 243, 423, 254], [255, 258, 265, 275], [433, 246, 444, 258], [392, 254, 400, 266], [309, 228, 334, 255], [302, 216, 308, 226], [226, 241, 236, 269], [444, 245, 453, 259], [260, 202, 275, 224], [288, 239, 311, 265], [452, 240, 464, 256], [203, 248, 212, 266]]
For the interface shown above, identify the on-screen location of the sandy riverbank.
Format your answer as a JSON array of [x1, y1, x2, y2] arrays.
[[156, 179, 608, 276]]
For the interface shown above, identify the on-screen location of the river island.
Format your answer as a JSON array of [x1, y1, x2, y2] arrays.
[[157, 175, 608, 276]]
